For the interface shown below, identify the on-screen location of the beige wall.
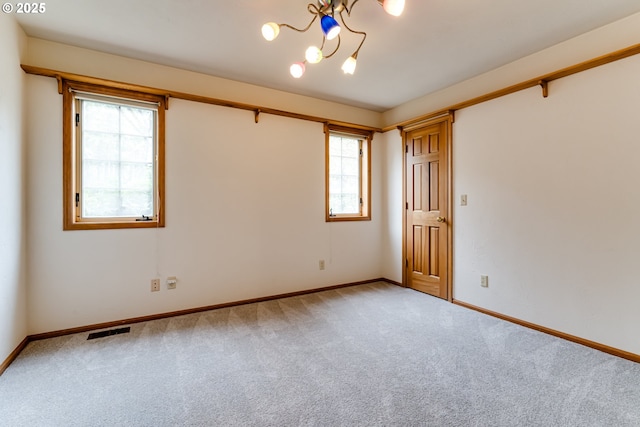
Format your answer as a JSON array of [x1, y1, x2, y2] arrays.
[[452, 53, 640, 355], [379, 130, 403, 283], [0, 14, 28, 363]]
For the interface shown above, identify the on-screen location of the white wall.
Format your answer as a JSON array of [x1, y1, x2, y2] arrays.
[[26, 77, 383, 334], [453, 54, 640, 355], [0, 14, 28, 362], [380, 130, 403, 283]]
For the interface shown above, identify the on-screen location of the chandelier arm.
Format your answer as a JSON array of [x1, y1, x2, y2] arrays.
[[323, 35, 341, 59], [279, 13, 319, 34], [344, 0, 361, 16], [339, 11, 367, 55], [308, 3, 324, 17]]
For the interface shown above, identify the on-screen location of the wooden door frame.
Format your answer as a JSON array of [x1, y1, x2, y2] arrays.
[[401, 112, 454, 302]]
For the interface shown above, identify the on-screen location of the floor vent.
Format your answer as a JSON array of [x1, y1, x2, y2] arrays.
[[87, 327, 131, 340]]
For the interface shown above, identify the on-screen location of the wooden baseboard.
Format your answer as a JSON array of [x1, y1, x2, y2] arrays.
[[453, 299, 640, 364], [28, 278, 389, 341], [0, 337, 30, 376], [381, 278, 404, 287]]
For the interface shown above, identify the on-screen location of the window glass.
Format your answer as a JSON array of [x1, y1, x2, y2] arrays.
[[325, 125, 371, 222], [79, 99, 155, 219], [329, 134, 361, 215]]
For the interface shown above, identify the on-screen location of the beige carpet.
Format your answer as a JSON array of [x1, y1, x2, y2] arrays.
[[1, 282, 639, 426]]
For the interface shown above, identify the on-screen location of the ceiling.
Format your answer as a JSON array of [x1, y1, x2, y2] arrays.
[[15, 0, 640, 112]]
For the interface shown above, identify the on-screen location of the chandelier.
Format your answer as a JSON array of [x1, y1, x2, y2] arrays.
[[261, 0, 405, 78]]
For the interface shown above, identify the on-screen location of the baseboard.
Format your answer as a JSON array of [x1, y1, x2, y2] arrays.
[[381, 278, 404, 287], [0, 337, 29, 376], [453, 299, 640, 364], [28, 278, 390, 341]]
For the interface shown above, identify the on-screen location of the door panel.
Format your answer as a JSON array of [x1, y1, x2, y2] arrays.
[[429, 161, 439, 211], [405, 120, 450, 299]]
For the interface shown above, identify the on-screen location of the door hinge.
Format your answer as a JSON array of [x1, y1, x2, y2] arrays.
[[75, 113, 80, 127], [405, 144, 408, 153], [359, 148, 363, 157], [406, 202, 409, 209], [75, 192, 79, 207], [359, 197, 363, 205], [406, 259, 409, 267]]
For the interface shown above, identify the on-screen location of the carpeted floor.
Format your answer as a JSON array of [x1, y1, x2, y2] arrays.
[[1, 282, 639, 426]]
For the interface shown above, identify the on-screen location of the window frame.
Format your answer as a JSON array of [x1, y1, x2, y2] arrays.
[[325, 124, 372, 222], [62, 80, 166, 230]]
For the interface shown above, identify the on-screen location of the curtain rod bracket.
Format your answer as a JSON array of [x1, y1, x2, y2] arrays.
[[254, 109, 260, 123], [539, 80, 549, 98], [55, 75, 63, 94]]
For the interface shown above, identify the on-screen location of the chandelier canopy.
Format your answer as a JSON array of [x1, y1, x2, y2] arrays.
[[261, 0, 406, 78]]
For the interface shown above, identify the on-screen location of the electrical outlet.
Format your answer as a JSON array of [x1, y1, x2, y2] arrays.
[[167, 276, 177, 290], [480, 275, 489, 288], [151, 278, 160, 292], [319, 260, 325, 270]]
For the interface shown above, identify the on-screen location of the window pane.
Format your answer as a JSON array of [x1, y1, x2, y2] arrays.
[[83, 131, 120, 162], [340, 194, 359, 213], [120, 106, 154, 137], [329, 136, 343, 156], [121, 135, 153, 163], [341, 175, 359, 194], [330, 155, 342, 175], [83, 101, 119, 133], [82, 160, 120, 189], [80, 99, 155, 219], [83, 189, 153, 218], [329, 134, 361, 215], [342, 157, 359, 176], [342, 138, 358, 155], [329, 175, 342, 193]]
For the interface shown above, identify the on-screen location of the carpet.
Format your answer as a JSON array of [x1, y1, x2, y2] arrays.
[[1, 282, 639, 426]]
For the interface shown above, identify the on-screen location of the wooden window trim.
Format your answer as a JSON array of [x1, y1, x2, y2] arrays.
[[62, 80, 166, 230], [325, 124, 372, 222]]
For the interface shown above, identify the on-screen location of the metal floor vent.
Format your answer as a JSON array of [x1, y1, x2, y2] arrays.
[[87, 327, 131, 340]]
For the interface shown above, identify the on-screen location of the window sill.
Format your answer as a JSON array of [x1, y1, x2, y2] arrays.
[[326, 215, 371, 222], [63, 220, 165, 231]]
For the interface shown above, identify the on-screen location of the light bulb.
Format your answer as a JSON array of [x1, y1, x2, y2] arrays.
[[383, 0, 405, 16], [290, 62, 306, 78], [320, 15, 341, 40], [261, 22, 280, 41], [342, 56, 357, 75], [305, 46, 323, 64]]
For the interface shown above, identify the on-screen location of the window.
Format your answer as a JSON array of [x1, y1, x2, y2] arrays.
[[63, 81, 166, 230], [325, 124, 372, 221]]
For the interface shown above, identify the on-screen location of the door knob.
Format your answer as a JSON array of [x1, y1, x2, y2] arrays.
[[436, 216, 446, 223]]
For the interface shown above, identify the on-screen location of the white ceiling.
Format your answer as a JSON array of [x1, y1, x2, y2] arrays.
[[15, 0, 640, 112]]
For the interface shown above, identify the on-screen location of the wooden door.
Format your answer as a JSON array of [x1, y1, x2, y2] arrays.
[[405, 120, 450, 299]]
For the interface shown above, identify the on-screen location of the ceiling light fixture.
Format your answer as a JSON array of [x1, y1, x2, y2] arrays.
[[261, 0, 405, 79]]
